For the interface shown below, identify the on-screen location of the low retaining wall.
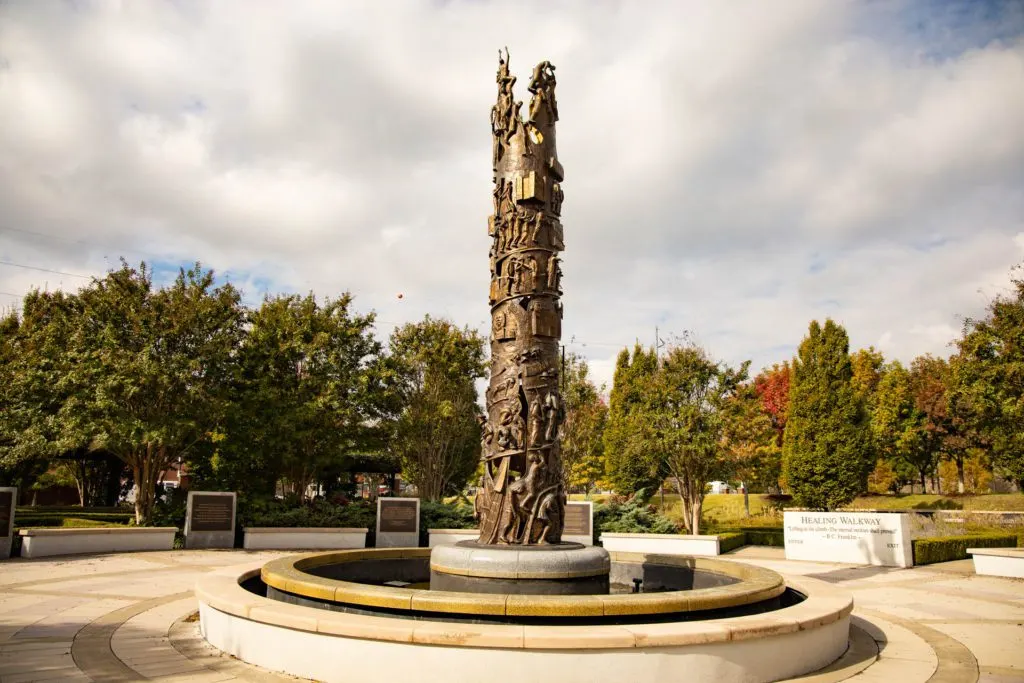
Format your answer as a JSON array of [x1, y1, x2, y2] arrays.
[[427, 529, 478, 548], [19, 527, 176, 558], [242, 528, 368, 551], [599, 532, 721, 556], [969, 547, 1024, 579]]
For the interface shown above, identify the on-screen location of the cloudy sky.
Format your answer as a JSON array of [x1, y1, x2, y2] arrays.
[[2, 0, 1023, 389]]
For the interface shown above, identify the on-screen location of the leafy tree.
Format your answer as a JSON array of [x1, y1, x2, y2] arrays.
[[75, 262, 245, 524], [603, 344, 662, 497], [908, 355, 955, 492], [387, 316, 485, 501], [954, 269, 1024, 489], [722, 380, 778, 493], [783, 320, 872, 510], [560, 353, 607, 497], [872, 361, 926, 493], [851, 346, 886, 408], [210, 292, 385, 500], [626, 345, 747, 534]]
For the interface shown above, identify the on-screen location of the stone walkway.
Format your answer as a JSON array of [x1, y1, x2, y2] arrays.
[[0, 547, 1020, 682]]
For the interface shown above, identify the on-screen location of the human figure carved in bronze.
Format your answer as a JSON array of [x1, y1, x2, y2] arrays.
[[476, 51, 566, 546]]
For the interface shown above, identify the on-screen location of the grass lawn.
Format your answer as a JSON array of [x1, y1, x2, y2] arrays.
[[848, 493, 1024, 512]]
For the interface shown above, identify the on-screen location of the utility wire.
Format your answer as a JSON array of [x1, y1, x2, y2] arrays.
[[0, 260, 93, 279]]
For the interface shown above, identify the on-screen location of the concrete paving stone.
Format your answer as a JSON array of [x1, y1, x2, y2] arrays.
[[847, 655, 937, 682], [132, 659, 207, 677], [1, 666, 85, 683], [928, 623, 1024, 671]]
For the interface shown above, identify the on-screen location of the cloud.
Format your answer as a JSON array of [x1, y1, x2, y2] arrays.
[[1, 0, 1022, 391]]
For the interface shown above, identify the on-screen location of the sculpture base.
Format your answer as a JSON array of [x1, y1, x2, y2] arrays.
[[429, 541, 610, 595]]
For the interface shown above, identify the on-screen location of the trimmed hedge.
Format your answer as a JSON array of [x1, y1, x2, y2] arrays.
[[912, 533, 1017, 566], [718, 532, 746, 553], [716, 526, 785, 547], [14, 513, 133, 527]]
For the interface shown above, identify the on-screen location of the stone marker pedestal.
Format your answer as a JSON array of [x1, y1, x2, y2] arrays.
[[185, 491, 237, 549], [0, 487, 15, 560], [430, 541, 610, 595], [375, 497, 420, 548]]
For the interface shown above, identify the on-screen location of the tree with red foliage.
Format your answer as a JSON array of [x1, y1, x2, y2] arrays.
[[754, 363, 791, 448]]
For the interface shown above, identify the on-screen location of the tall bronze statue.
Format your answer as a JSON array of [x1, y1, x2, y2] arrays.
[[477, 50, 566, 545]]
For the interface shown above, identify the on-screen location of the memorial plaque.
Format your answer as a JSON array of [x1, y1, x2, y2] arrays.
[[563, 501, 592, 537], [0, 491, 12, 536], [379, 499, 419, 533], [189, 494, 235, 532]]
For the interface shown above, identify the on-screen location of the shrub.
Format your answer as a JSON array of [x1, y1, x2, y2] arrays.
[[912, 533, 1017, 565], [14, 513, 133, 527], [718, 531, 746, 553], [594, 497, 679, 545], [419, 501, 476, 545], [242, 499, 376, 530], [716, 526, 785, 546]]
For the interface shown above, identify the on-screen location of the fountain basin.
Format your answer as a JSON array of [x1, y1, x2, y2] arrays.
[[197, 549, 852, 683]]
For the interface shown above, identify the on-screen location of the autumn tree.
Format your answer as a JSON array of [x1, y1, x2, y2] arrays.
[[560, 353, 607, 497], [387, 317, 485, 501], [751, 362, 791, 492], [722, 381, 778, 493], [603, 344, 662, 497], [783, 320, 872, 510], [908, 355, 956, 492]]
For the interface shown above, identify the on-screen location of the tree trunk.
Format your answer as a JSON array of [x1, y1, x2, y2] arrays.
[[956, 457, 965, 494], [920, 472, 926, 495], [691, 498, 701, 536]]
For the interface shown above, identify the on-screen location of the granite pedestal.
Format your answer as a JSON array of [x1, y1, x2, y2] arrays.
[[429, 541, 610, 595]]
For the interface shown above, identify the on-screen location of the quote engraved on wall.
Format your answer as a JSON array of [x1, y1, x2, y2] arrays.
[[379, 499, 419, 534], [189, 495, 234, 533], [783, 510, 912, 568]]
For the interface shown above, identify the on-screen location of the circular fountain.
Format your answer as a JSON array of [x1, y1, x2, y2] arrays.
[[196, 547, 852, 683], [195, 52, 854, 682]]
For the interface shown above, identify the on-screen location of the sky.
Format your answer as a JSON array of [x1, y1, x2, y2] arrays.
[[1, 0, 1023, 391]]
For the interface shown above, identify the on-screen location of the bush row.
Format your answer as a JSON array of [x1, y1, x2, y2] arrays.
[[717, 532, 747, 553], [14, 513, 133, 527], [911, 533, 1018, 565]]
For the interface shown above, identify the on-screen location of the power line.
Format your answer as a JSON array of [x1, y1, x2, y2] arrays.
[[0, 260, 93, 280]]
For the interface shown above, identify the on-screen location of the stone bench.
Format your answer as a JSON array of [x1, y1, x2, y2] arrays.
[[242, 527, 368, 550], [19, 527, 176, 558], [599, 532, 721, 556], [968, 547, 1024, 579]]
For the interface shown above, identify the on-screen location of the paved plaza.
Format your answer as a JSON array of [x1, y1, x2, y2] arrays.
[[0, 547, 1021, 682]]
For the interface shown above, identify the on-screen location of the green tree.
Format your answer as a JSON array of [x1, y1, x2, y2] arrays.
[[208, 292, 385, 500], [560, 353, 607, 497], [954, 270, 1024, 490], [77, 262, 245, 524], [387, 316, 485, 501], [872, 361, 926, 493], [603, 344, 661, 497], [783, 319, 872, 510], [627, 345, 747, 534]]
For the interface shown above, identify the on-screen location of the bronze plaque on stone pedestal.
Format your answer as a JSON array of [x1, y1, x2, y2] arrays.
[[378, 499, 419, 534], [563, 501, 592, 537]]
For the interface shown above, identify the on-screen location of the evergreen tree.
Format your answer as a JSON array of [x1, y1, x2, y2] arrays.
[[603, 344, 661, 496], [783, 319, 872, 510]]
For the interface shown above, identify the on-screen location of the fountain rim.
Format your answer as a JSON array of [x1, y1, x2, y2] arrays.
[[197, 558, 853, 651], [259, 548, 787, 617]]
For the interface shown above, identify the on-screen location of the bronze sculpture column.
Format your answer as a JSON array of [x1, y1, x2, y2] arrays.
[[476, 50, 566, 545]]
